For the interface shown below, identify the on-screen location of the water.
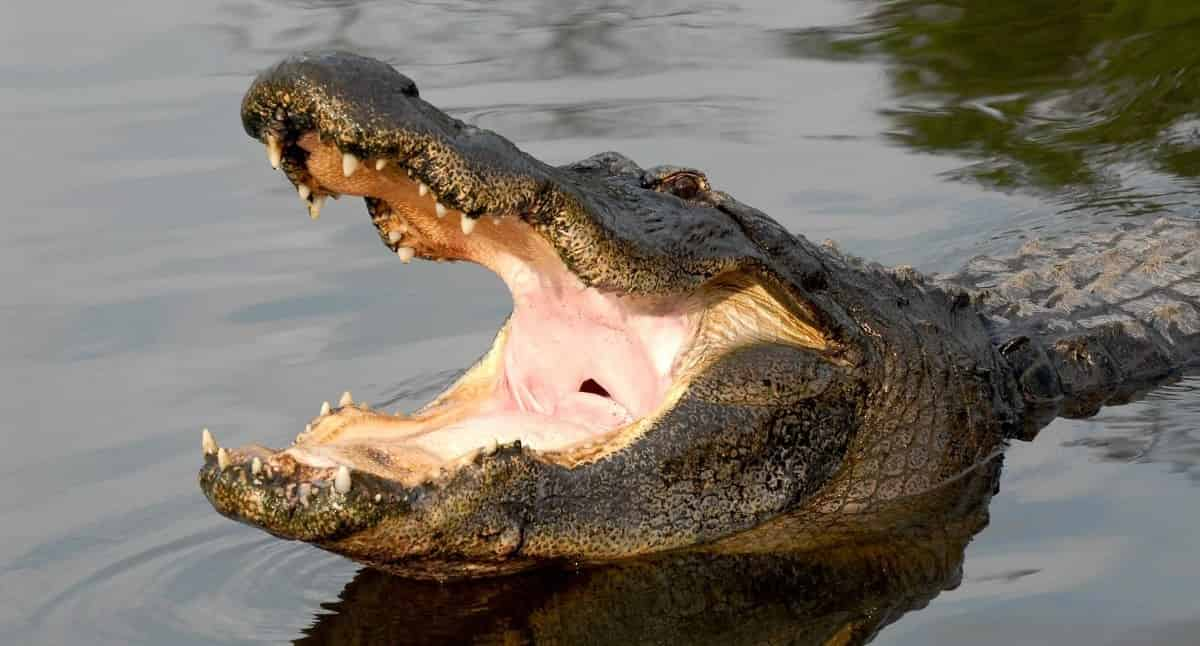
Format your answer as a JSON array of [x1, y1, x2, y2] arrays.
[[2, 1, 1198, 643]]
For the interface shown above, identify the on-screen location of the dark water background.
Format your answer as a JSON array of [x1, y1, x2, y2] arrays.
[[1, 1, 1198, 643]]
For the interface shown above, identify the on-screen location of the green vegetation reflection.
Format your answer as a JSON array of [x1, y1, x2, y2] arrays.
[[785, 0, 1200, 210]]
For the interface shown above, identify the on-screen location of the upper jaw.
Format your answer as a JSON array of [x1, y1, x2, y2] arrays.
[[242, 51, 557, 223], [242, 51, 825, 300]]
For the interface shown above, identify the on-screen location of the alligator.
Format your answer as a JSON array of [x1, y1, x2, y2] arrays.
[[199, 52, 1200, 581]]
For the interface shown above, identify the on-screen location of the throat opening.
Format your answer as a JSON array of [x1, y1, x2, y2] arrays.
[[579, 378, 611, 398]]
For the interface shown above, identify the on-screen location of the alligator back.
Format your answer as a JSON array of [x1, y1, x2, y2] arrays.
[[943, 217, 1200, 421]]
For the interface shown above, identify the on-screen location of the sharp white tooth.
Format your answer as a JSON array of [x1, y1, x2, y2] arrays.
[[342, 152, 360, 177], [339, 391, 353, 407], [251, 457, 262, 476], [397, 246, 415, 263], [266, 134, 283, 169], [418, 182, 428, 197], [461, 216, 477, 235], [320, 401, 331, 416], [374, 159, 387, 171], [435, 202, 447, 218], [309, 194, 325, 220], [297, 184, 311, 201], [388, 230, 403, 243], [374, 493, 382, 503], [305, 423, 312, 433], [201, 428, 217, 456], [217, 447, 231, 470], [334, 465, 352, 494]]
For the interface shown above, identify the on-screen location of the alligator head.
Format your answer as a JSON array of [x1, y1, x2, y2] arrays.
[[200, 52, 1009, 580]]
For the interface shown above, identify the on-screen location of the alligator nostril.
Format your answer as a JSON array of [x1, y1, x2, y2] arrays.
[[579, 378, 612, 398]]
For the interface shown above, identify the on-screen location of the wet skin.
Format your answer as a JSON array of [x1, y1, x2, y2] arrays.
[[199, 52, 1200, 580], [295, 453, 1002, 646]]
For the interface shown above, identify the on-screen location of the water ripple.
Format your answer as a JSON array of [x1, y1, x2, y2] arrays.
[[17, 509, 356, 645]]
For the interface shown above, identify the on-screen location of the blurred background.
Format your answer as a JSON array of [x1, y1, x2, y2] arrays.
[[0, 1, 1197, 643]]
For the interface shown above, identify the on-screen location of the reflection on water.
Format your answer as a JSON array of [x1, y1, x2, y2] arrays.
[[2, 0, 1199, 644], [217, 0, 746, 84], [1066, 378, 1200, 482], [784, 0, 1200, 214]]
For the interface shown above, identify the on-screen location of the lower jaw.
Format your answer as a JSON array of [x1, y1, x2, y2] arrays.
[[267, 285, 696, 481]]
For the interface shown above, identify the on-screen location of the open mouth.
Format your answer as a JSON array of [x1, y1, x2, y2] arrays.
[[255, 130, 703, 486], [200, 53, 840, 556]]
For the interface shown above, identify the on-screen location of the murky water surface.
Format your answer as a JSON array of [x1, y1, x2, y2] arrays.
[[2, 1, 1198, 643]]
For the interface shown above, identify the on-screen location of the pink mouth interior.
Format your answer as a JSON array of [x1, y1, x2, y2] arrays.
[[268, 134, 698, 471], [404, 253, 695, 459]]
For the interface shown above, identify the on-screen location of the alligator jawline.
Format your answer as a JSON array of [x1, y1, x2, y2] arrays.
[[260, 132, 709, 486]]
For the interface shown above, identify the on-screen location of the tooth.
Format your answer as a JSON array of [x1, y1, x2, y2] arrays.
[[342, 152, 360, 177], [309, 194, 326, 220], [217, 447, 231, 470], [435, 202, 448, 218], [201, 428, 217, 456], [305, 423, 312, 433], [251, 457, 262, 476], [461, 216, 477, 235], [374, 159, 387, 171], [266, 134, 282, 169], [374, 493, 382, 503], [418, 182, 428, 197], [339, 391, 353, 407], [406, 168, 413, 177], [388, 230, 403, 244], [297, 184, 311, 201], [397, 246, 415, 263], [320, 401, 331, 416], [334, 465, 352, 494]]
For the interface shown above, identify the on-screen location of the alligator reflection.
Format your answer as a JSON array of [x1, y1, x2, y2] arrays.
[[295, 457, 1000, 645], [1065, 375, 1200, 484], [783, 0, 1200, 212]]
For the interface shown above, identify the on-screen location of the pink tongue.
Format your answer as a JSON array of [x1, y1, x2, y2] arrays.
[[411, 397, 629, 459], [553, 392, 634, 430]]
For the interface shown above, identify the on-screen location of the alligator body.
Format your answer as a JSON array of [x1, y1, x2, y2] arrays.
[[199, 52, 1200, 580]]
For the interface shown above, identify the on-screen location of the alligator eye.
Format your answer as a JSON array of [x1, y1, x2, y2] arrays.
[[661, 172, 707, 200]]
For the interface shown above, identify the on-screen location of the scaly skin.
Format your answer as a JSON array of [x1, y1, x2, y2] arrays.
[[199, 52, 1199, 580]]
